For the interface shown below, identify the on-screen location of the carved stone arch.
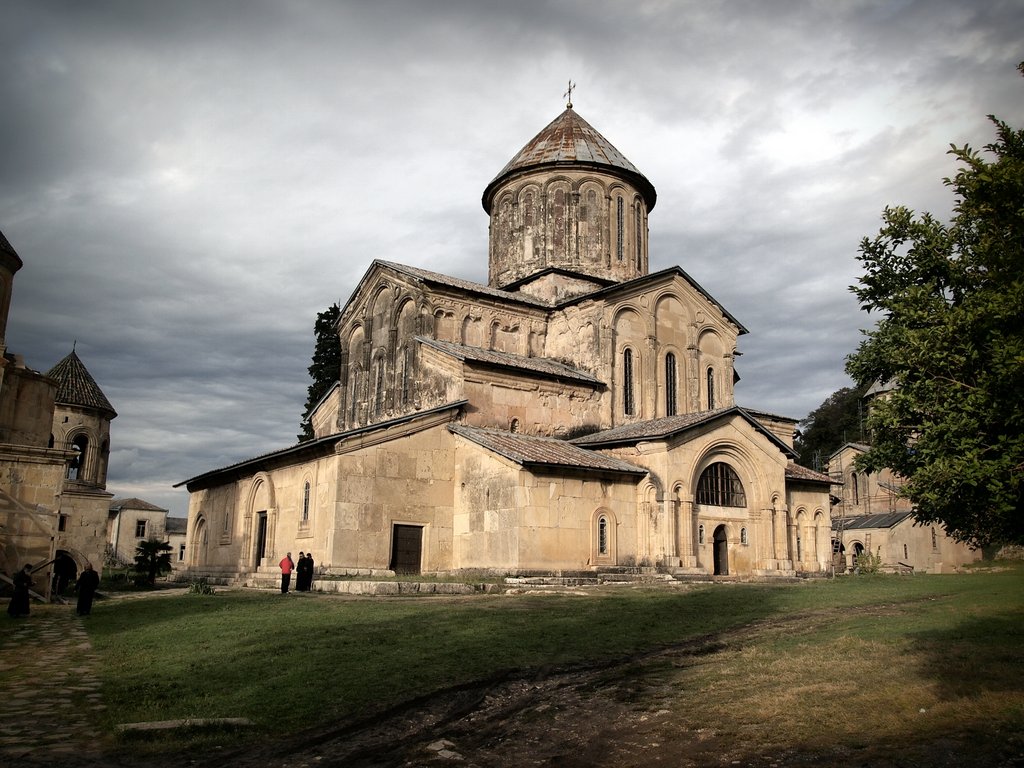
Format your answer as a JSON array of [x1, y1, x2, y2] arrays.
[[613, 306, 647, 420], [190, 514, 209, 566], [246, 472, 277, 567], [246, 472, 277, 514], [516, 183, 542, 262], [65, 429, 94, 481], [691, 441, 768, 507], [369, 347, 389, 417], [697, 328, 725, 409]]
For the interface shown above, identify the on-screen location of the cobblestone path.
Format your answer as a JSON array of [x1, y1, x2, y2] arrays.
[[0, 603, 107, 763]]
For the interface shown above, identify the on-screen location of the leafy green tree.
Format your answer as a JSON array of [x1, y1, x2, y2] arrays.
[[298, 302, 342, 442], [795, 384, 868, 469], [846, 82, 1024, 547], [133, 538, 174, 586]]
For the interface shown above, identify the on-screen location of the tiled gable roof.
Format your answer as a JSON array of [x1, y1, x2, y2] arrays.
[[418, 338, 603, 386], [376, 261, 551, 308], [785, 463, 833, 484], [165, 517, 188, 534], [570, 408, 735, 446], [110, 498, 167, 513], [46, 350, 116, 417], [450, 425, 646, 477]]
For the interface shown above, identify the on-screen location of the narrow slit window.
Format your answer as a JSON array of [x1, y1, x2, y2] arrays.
[[665, 353, 677, 416], [623, 348, 635, 416]]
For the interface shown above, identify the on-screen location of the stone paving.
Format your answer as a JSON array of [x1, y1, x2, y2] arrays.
[[0, 602, 107, 762]]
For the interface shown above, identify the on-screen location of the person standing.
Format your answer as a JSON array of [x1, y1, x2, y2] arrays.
[[6, 564, 33, 618], [75, 564, 100, 616], [279, 552, 295, 594], [295, 552, 307, 591], [304, 552, 315, 592]]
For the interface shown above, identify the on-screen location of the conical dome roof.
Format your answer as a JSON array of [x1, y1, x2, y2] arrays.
[[482, 107, 656, 212], [46, 350, 117, 418]]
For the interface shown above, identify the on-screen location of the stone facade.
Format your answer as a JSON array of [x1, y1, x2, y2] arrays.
[[182, 106, 833, 581], [828, 442, 980, 573], [0, 230, 117, 594]]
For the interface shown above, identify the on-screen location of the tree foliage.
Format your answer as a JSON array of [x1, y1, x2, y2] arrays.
[[133, 538, 174, 586], [298, 302, 342, 442], [795, 384, 868, 470], [846, 96, 1024, 547]]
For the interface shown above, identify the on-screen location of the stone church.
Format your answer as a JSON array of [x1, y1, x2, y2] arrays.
[[181, 104, 833, 580]]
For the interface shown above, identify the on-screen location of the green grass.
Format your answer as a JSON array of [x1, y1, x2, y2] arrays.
[[79, 565, 1023, 760]]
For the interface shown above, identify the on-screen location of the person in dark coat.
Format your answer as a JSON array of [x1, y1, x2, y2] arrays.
[[305, 552, 315, 592], [7, 564, 33, 618], [295, 552, 311, 591], [75, 564, 100, 616]]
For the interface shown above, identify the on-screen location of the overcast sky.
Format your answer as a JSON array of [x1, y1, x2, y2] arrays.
[[2, 1, 1021, 517]]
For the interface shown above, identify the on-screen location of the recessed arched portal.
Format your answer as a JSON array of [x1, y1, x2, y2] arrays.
[[713, 524, 729, 576]]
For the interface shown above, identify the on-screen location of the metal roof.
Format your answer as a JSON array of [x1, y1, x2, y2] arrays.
[[482, 107, 657, 212], [833, 511, 914, 531]]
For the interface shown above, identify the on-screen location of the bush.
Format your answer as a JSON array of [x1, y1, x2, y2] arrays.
[[855, 549, 883, 575], [188, 578, 216, 595]]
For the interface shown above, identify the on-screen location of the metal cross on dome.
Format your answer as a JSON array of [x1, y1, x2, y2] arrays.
[[564, 79, 575, 109]]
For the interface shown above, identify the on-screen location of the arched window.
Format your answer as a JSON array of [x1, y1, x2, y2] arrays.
[[706, 367, 715, 409], [616, 196, 624, 261], [665, 352, 677, 416], [851, 472, 859, 504], [598, 515, 609, 555], [698, 524, 705, 545], [302, 481, 311, 523], [623, 348, 635, 416], [634, 202, 642, 269], [67, 434, 88, 480], [740, 527, 748, 545], [696, 462, 746, 507], [510, 418, 520, 433]]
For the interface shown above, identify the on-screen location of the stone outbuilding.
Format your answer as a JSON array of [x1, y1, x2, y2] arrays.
[[180, 105, 833, 582]]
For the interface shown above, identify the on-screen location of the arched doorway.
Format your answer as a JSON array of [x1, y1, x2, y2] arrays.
[[253, 512, 268, 568], [713, 525, 729, 576], [852, 542, 864, 569]]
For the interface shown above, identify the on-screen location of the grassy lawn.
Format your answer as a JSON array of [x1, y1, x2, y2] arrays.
[[81, 564, 1023, 760]]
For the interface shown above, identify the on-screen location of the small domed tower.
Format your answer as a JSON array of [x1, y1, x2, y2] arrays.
[[482, 104, 657, 290], [46, 350, 117, 489]]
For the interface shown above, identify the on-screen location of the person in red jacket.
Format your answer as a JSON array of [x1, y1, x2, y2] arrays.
[[279, 552, 295, 594]]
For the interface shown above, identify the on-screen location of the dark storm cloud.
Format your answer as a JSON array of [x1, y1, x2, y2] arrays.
[[2, 0, 1022, 515]]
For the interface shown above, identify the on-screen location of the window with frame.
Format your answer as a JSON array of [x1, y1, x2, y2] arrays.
[[851, 472, 859, 504], [135, 519, 147, 538], [598, 515, 609, 555], [623, 348, 635, 416], [696, 462, 747, 507], [665, 352, 677, 416], [706, 367, 715, 409], [302, 481, 311, 523], [740, 526, 748, 545]]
